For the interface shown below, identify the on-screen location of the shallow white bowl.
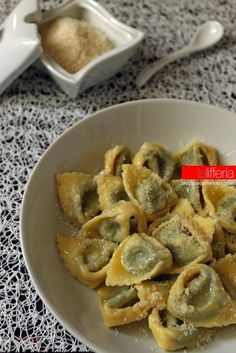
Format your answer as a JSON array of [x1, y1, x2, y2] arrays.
[[20, 99, 236, 353], [39, 0, 144, 97]]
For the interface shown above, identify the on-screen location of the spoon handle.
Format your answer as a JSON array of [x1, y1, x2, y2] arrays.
[[136, 45, 195, 88]]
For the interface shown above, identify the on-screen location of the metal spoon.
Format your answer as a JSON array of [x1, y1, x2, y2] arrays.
[[136, 21, 224, 88]]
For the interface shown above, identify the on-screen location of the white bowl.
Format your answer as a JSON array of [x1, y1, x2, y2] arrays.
[[39, 0, 144, 97], [20, 99, 236, 353]]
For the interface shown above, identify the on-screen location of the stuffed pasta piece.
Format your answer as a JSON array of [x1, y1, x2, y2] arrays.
[[104, 145, 132, 176], [213, 254, 236, 300], [56, 172, 100, 227], [122, 164, 177, 221], [225, 231, 236, 254], [98, 279, 173, 327], [171, 179, 207, 215], [148, 198, 195, 236], [203, 184, 236, 235], [175, 141, 218, 167], [80, 201, 147, 243], [106, 233, 173, 286], [152, 215, 213, 273], [162, 196, 225, 260], [170, 198, 195, 219], [211, 223, 225, 259], [132, 142, 175, 181], [57, 234, 116, 288], [167, 264, 236, 327], [97, 174, 129, 210], [148, 308, 208, 351]]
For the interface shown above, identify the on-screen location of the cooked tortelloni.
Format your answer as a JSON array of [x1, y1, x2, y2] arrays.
[[225, 231, 236, 253], [171, 180, 207, 215], [170, 198, 195, 219], [55, 140, 236, 351], [148, 198, 195, 236], [175, 141, 218, 168], [122, 164, 177, 221], [148, 214, 173, 236], [98, 280, 172, 327], [136, 277, 176, 307], [167, 264, 236, 327], [217, 194, 236, 233], [203, 184, 236, 234], [149, 308, 205, 351], [104, 145, 132, 176], [56, 172, 100, 227], [80, 201, 147, 243], [211, 223, 225, 259], [152, 216, 213, 273], [57, 234, 116, 288], [106, 233, 173, 286], [132, 142, 175, 181], [96, 174, 129, 210], [214, 254, 236, 300]]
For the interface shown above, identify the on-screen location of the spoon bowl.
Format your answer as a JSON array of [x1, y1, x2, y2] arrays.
[[191, 21, 224, 50], [136, 21, 224, 88]]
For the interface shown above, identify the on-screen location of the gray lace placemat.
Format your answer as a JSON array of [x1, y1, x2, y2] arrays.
[[1, 0, 236, 351]]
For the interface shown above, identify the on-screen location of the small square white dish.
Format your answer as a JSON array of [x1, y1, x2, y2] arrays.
[[39, 0, 144, 97], [0, 0, 144, 97]]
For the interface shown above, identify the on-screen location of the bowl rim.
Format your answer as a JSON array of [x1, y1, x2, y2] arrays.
[[20, 98, 236, 352], [39, 0, 144, 84]]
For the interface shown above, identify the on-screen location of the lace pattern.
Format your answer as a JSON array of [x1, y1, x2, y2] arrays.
[[1, 0, 236, 351]]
